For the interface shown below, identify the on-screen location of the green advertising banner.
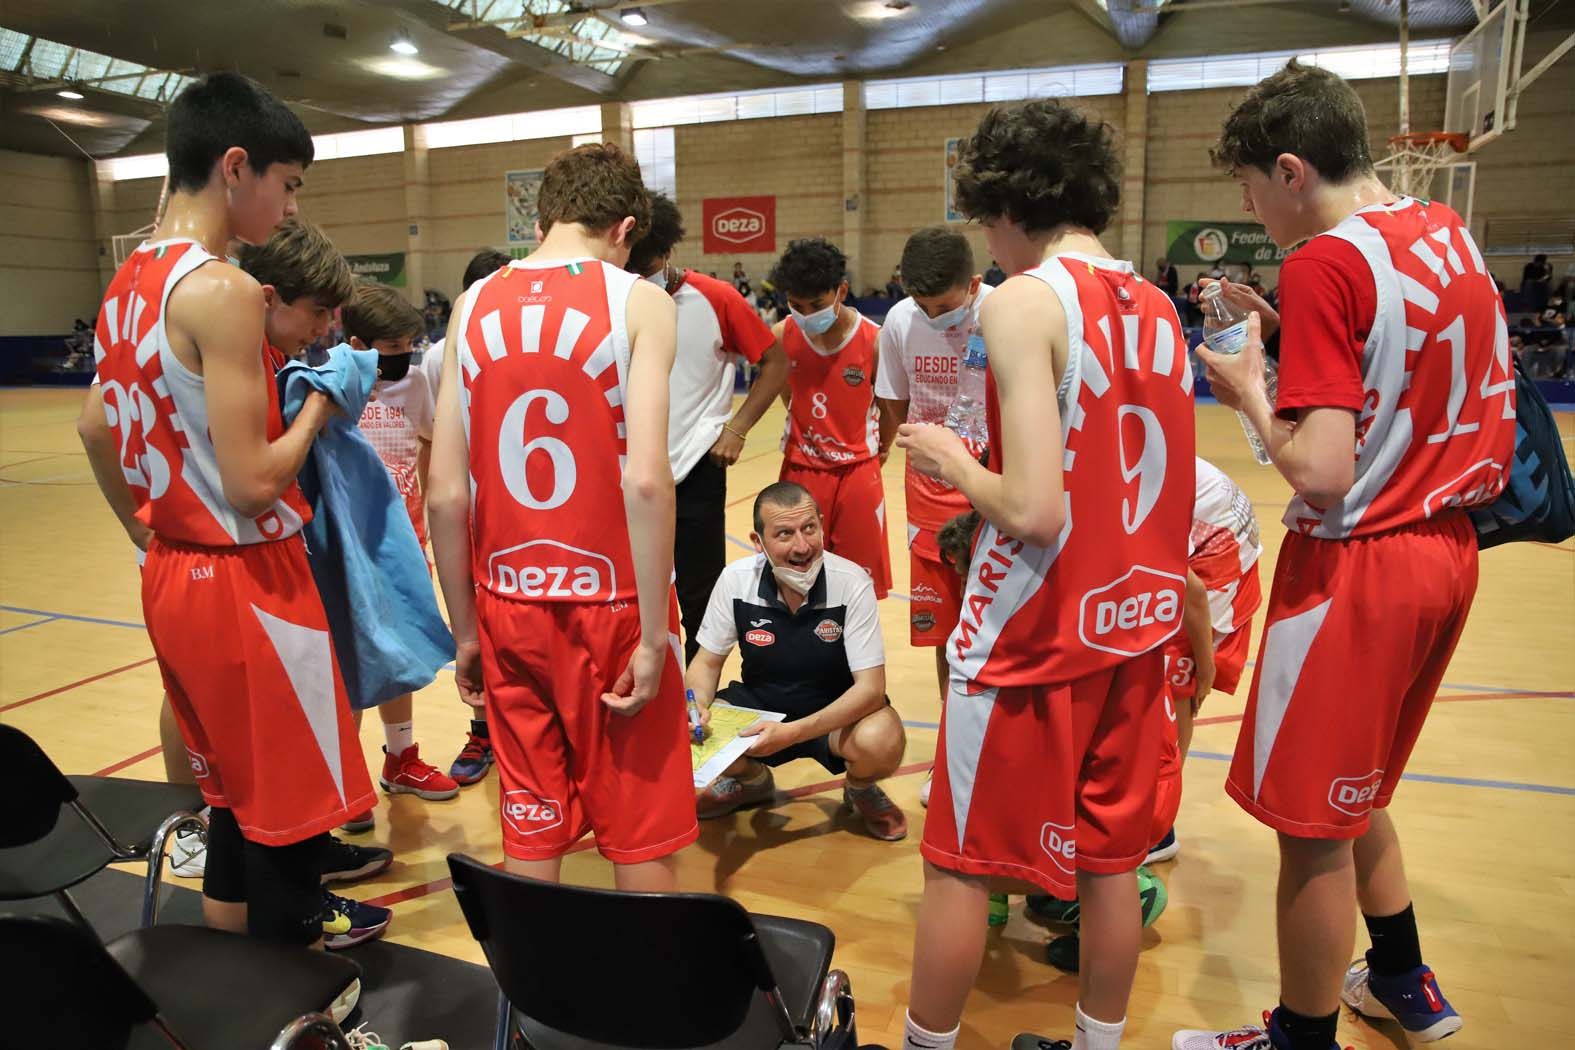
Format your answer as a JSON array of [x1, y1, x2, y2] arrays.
[[345, 252, 407, 287], [1165, 221, 1290, 267]]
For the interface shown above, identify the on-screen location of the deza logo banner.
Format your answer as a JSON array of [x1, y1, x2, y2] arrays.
[[702, 196, 776, 254]]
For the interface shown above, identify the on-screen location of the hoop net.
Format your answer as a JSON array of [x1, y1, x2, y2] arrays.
[[1376, 132, 1469, 199]]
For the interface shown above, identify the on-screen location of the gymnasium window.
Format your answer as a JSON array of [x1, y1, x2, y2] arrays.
[[628, 84, 843, 129], [419, 105, 603, 150], [862, 63, 1125, 109], [95, 128, 407, 182], [0, 29, 196, 104], [1147, 40, 1453, 92], [634, 127, 677, 199]]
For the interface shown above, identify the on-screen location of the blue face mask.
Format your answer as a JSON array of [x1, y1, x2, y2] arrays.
[[792, 300, 840, 337], [922, 296, 973, 332]]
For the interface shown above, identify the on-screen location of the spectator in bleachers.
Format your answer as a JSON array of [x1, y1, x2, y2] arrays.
[[1182, 271, 1210, 327], [1155, 257, 1179, 297], [885, 268, 904, 299], [1539, 294, 1566, 329], [983, 259, 1006, 286], [732, 261, 752, 298], [1522, 253, 1554, 312]]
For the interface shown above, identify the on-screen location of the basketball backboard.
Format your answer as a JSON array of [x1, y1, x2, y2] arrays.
[[1445, 1, 1515, 151]]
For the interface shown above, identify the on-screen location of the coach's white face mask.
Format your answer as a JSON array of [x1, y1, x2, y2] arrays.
[[767, 552, 823, 595]]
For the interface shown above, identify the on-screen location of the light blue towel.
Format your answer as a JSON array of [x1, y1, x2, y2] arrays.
[[279, 343, 455, 710]]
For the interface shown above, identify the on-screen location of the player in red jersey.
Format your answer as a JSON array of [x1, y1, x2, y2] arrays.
[[770, 238, 892, 598], [428, 144, 695, 891], [1174, 64, 1514, 1050], [875, 226, 993, 809], [81, 73, 374, 950], [895, 99, 1196, 1050]]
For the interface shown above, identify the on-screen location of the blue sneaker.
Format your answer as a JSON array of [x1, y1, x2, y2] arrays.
[[1146, 826, 1180, 864], [1342, 952, 1462, 1043], [448, 722, 494, 785], [320, 890, 392, 950]]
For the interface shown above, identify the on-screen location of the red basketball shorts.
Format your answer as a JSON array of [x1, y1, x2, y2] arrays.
[[780, 459, 891, 598], [141, 535, 375, 846], [922, 650, 1166, 898], [475, 588, 699, 864], [1227, 514, 1478, 839], [906, 526, 963, 647]]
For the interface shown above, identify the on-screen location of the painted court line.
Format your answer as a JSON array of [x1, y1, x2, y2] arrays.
[[1, 656, 160, 713], [0, 615, 58, 636], [0, 603, 144, 630], [1186, 750, 1575, 797]]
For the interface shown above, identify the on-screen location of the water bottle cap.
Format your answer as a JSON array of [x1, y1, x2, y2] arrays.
[[1199, 282, 1222, 299]]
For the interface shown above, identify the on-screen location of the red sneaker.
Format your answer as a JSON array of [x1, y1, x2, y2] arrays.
[[380, 744, 460, 800]]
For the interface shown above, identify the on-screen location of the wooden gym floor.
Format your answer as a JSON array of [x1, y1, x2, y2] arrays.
[[2, 386, 1571, 1049]]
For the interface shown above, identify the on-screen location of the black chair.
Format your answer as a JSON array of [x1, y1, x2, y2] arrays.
[[0, 914, 362, 1049], [0, 723, 206, 927], [448, 853, 857, 1050]]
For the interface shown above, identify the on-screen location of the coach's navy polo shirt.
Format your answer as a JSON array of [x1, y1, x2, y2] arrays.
[[695, 551, 884, 719]]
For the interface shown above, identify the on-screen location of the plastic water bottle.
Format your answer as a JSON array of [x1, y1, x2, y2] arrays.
[[944, 332, 990, 457], [1200, 283, 1275, 466]]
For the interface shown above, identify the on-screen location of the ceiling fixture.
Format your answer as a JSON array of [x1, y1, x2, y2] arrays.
[[57, 88, 85, 100], [621, 7, 649, 26], [390, 29, 419, 55], [885, 0, 913, 10]]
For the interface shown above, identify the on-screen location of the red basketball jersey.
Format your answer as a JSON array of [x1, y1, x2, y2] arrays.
[[93, 239, 310, 546], [781, 313, 881, 469], [949, 255, 1196, 687], [457, 258, 639, 604], [1285, 199, 1515, 538]]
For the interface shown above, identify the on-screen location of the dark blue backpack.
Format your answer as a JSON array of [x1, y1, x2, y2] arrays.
[[1469, 356, 1575, 549]]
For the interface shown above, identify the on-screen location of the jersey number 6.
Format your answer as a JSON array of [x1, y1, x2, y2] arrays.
[[499, 388, 577, 511]]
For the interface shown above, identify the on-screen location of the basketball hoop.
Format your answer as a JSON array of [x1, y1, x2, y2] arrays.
[[112, 223, 156, 268], [1376, 131, 1470, 200]]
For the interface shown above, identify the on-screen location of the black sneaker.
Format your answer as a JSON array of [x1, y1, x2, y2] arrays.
[[320, 890, 392, 950], [321, 835, 393, 886], [1011, 1036, 1071, 1050], [1046, 931, 1080, 973]]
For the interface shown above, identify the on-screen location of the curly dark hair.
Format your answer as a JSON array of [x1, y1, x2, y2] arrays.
[[462, 248, 512, 291], [936, 510, 982, 576], [769, 238, 848, 298], [1211, 60, 1373, 181], [626, 191, 686, 276], [952, 100, 1120, 235]]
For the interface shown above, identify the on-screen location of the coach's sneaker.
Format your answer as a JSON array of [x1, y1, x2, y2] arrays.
[[168, 826, 207, 879], [380, 744, 460, 801], [987, 893, 1010, 928], [1046, 932, 1080, 973], [345, 1024, 450, 1050], [320, 890, 392, 950], [843, 781, 908, 841], [697, 765, 775, 818], [342, 809, 376, 834], [1137, 865, 1169, 927], [321, 836, 394, 886], [1146, 826, 1180, 864], [920, 768, 932, 808], [326, 977, 362, 1024], [448, 721, 494, 785], [1342, 953, 1462, 1044]]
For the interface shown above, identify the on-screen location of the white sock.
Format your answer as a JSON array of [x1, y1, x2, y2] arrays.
[[903, 1012, 958, 1050], [1071, 1003, 1125, 1050], [383, 720, 415, 756]]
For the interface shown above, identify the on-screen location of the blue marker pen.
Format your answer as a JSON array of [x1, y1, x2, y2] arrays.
[[686, 688, 705, 744]]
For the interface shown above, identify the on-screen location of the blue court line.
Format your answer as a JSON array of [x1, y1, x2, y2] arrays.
[[0, 615, 58, 635], [0, 604, 144, 630]]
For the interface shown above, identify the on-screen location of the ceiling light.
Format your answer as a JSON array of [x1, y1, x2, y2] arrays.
[[390, 30, 419, 55], [621, 7, 649, 26], [359, 55, 444, 80], [57, 88, 85, 100]]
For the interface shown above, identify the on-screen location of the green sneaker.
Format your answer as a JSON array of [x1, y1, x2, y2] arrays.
[[1025, 868, 1167, 930], [1024, 892, 1080, 926], [1137, 865, 1168, 928], [987, 893, 1010, 927]]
